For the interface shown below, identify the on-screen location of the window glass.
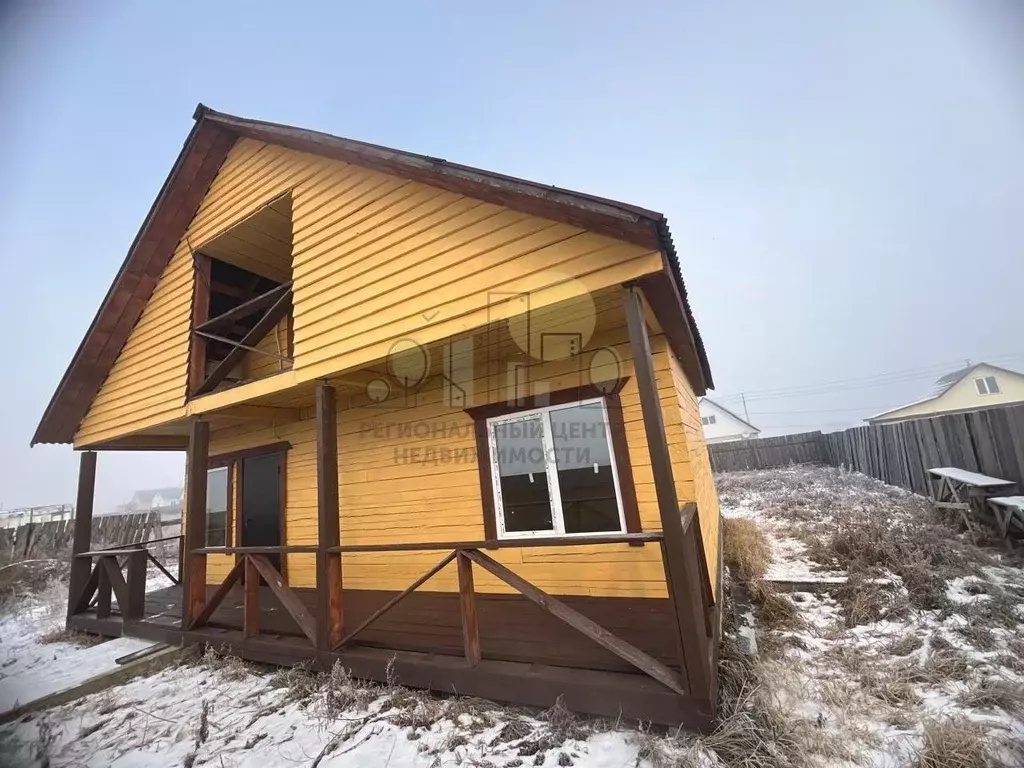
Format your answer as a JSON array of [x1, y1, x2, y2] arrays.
[[985, 376, 1000, 394], [488, 399, 624, 538], [206, 467, 229, 547], [974, 378, 987, 395], [492, 416, 554, 534], [550, 404, 620, 533]]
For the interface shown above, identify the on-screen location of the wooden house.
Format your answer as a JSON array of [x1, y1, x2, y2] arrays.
[[35, 105, 722, 727]]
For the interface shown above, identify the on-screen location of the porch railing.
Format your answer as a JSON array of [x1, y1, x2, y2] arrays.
[[186, 511, 715, 699], [68, 534, 183, 621]]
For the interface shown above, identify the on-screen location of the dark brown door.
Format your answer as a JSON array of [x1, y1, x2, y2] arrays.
[[240, 452, 284, 573]]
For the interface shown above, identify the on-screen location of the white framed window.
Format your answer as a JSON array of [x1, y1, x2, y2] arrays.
[[485, 398, 626, 539], [701, 414, 717, 426], [205, 466, 229, 547], [974, 376, 1000, 395]]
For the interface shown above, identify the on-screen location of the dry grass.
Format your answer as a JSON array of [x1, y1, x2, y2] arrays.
[[913, 718, 992, 768], [37, 628, 104, 647], [834, 572, 910, 627], [956, 677, 1024, 717], [885, 632, 924, 657], [201, 644, 254, 682], [722, 518, 772, 582], [745, 580, 803, 632]]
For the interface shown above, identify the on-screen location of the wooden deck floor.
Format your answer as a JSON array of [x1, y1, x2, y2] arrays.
[[68, 584, 713, 727]]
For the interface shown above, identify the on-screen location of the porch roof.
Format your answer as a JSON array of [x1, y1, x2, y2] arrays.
[[32, 105, 712, 445]]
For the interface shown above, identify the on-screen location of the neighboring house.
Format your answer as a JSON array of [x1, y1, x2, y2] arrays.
[[868, 363, 1024, 425], [33, 105, 722, 726], [125, 487, 183, 513], [699, 397, 761, 443]]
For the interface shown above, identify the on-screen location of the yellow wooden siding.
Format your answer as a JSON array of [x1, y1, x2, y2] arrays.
[[75, 138, 663, 445], [75, 139, 310, 445], [658, 341, 722, 597], [243, 317, 292, 380], [200, 314, 714, 599]]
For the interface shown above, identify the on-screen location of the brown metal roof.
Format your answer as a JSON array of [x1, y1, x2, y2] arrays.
[[33, 104, 712, 445]]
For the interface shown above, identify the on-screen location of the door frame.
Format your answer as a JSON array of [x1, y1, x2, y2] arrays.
[[209, 440, 290, 582]]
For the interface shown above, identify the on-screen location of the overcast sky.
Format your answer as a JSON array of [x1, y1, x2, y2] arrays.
[[1, 1, 1022, 512]]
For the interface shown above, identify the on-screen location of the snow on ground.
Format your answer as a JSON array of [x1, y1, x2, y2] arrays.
[[0, 636, 155, 715], [719, 465, 1024, 767], [0, 560, 176, 697], [2, 470, 1024, 767], [0, 656, 659, 768]]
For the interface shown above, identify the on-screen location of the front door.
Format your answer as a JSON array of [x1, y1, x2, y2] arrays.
[[240, 451, 284, 574]]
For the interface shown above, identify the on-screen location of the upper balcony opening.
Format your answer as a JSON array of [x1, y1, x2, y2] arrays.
[[188, 193, 294, 398]]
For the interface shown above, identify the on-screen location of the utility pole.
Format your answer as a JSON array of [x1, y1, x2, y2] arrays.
[[741, 392, 751, 422]]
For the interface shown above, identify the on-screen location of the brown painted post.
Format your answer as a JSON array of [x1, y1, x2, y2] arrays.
[[457, 551, 481, 666], [66, 451, 97, 628], [244, 556, 260, 638], [124, 548, 148, 620], [623, 285, 711, 698], [315, 383, 343, 653], [188, 253, 211, 395], [96, 559, 112, 619], [182, 419, 210, 628]]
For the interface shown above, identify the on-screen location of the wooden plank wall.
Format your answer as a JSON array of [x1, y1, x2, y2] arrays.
[[708, 431, 827, 473], [824, 405, 1024, 496], [204, 307, 718, 601], [0, 512, 164, 564], [75, 138, 663, 446]]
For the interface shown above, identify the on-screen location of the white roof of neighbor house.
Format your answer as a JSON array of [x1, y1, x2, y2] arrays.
[[699, 397, 760, 433], [869, 362, 1023, 421]]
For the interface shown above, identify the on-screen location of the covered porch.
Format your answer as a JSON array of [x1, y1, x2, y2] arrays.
[[65, 285, 721, 728]]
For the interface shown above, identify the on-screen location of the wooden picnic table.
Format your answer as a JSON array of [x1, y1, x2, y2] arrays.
[[986, 496, 1024, 538], [927, 467, 1017, 537]]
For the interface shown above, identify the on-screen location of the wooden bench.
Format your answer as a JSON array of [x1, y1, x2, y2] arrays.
[[986, 496, 1024, 539], [926, 467, 1016, 537]]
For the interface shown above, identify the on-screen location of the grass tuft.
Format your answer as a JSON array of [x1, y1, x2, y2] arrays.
[[912, 717, 991, 768], [722, 518, 772, 582]]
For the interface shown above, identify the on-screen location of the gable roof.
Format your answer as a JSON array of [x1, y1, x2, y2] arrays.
[[700, 397, 760, 433], [868, 362, 1024, 421], [33, 104, 713, 445]]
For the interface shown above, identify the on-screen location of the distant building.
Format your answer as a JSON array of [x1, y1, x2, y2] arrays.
[[699, 397, 761, 443], [124, 487, 183, 514], [868, 363, 1024, 425]]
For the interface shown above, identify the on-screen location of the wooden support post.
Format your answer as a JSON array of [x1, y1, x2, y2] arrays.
[[315, 383, 344, 652], [244, 556, 260, 638], [188, 253, 211, 395], [623, 285, 712, 698], [124, 549, 148, 620], [457, 550, 481, 667], [182, 420, 210, 628], [67, 451, 97, 628], [96, 560, 112, 619]]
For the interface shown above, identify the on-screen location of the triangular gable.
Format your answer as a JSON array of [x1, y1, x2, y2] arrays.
[[34, 105, 712, 445]]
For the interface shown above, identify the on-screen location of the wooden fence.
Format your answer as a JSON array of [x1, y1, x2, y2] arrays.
[[0, 511, 166, 564], [824, 405, 1024, 496], [708, 431, 827, 472], [709, 405, 1024, 498]]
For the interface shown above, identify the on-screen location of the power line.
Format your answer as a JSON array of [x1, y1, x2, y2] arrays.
[[713, 352, 1024, 404], [749, 405, 891, 416]]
